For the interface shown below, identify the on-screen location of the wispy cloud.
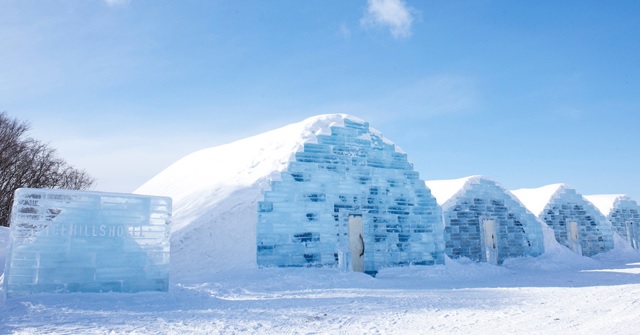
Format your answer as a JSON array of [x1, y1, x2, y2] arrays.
[[104, 0, 131, 7], [360, 0, 415, 39], [339, 22, 352, 39]]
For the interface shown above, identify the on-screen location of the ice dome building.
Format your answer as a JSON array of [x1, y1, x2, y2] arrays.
[[512, 184, 614, 257], [136, 114, 445, 278], [584, 194, 640, 250], [425, 176, 544, 265]]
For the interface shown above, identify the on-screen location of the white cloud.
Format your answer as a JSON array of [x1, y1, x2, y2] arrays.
[[104, 0, 131, 7], [360, 0, 414, 39]]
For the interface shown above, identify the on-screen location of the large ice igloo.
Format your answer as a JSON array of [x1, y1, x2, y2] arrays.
[[426, 176, 544, 265], [585, 194, 640, 250], [256, 116, 444, 274], [512, 184, 614, 257], [136, 114, 444, 278]]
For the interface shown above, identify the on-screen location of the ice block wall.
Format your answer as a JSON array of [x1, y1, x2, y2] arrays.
[[607, 196, 640, 249], [542, 189, 613, 256], [4, 188, 171, 296], [440, 179, 544, 264], [256, 118, 444, 273]]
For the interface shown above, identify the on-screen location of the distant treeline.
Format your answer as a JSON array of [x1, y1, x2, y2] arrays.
[[0, 112, 95, 227]]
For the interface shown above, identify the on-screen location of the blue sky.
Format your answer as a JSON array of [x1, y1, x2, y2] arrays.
[[1, 0, 639, 201]]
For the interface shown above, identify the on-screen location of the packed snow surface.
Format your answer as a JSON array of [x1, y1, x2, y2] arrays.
[[1, 246, 639, 334]]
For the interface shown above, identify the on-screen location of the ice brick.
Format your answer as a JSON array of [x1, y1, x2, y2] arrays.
[[256, 118, 445, 272], [513, 185, 614, 257], [4, 188, 171, 296], [427, 176, 545, 265]]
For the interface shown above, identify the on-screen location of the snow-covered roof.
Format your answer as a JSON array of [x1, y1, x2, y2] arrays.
[[584, 194, 629, 216], [133, 114, 404, 276], [135, 113, 398, 232], [426, 175, 534, 214], [511, 184, 567, 216], [425, 175, 483, 206]]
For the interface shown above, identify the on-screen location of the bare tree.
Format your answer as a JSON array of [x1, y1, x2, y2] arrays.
[[0, 112, 95, 227]]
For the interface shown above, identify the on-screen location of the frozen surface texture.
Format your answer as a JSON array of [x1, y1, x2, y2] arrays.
[[257, 118, 445, 273], [585, 194, 640, 249], [4, 188, 171, 296], [513, 185, 614, 257], [426, 176, 544, 264]]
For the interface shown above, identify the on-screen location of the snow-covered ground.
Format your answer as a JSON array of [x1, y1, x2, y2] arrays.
[[2, 115, 639, 334], [2, 238, 640, 334]]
